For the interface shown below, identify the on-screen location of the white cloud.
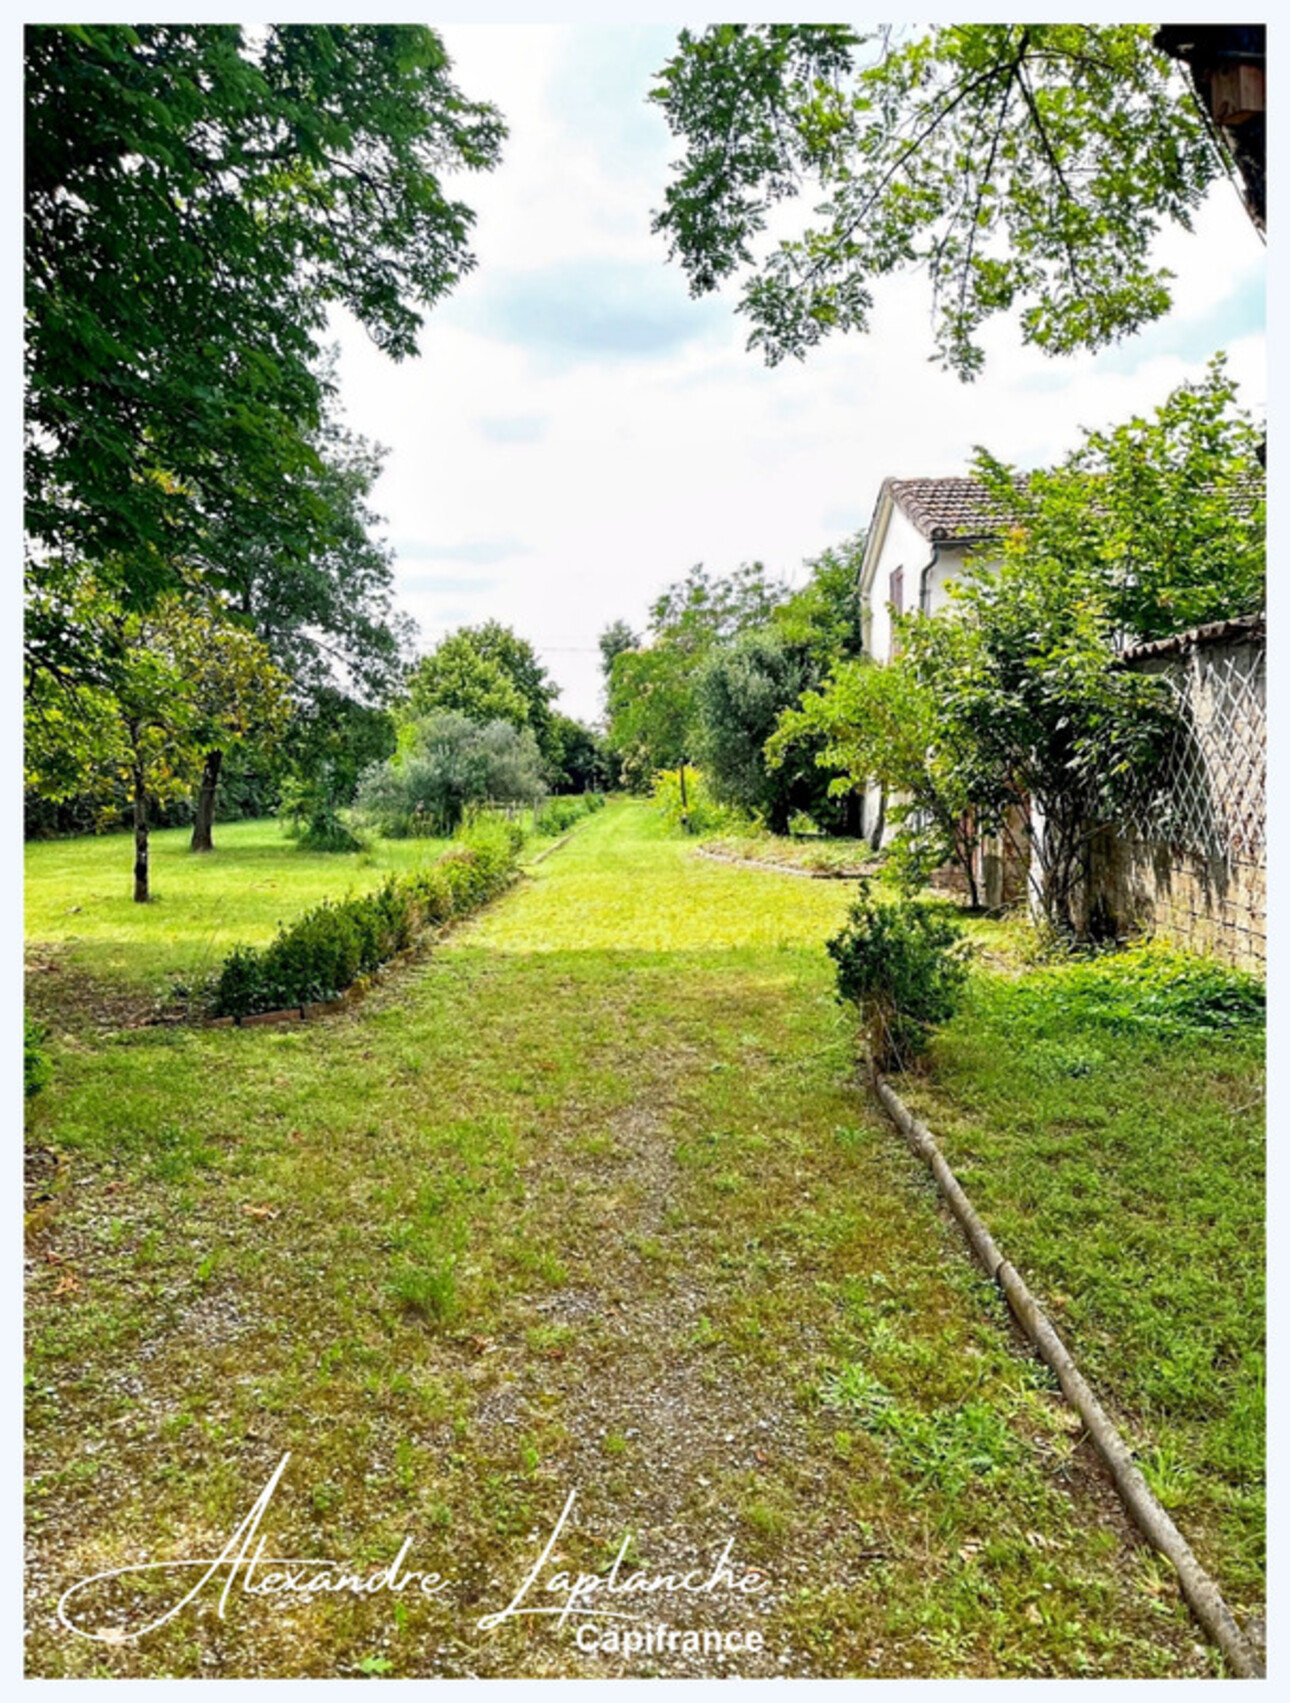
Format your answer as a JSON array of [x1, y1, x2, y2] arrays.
[[331, 23, 1266, 725]]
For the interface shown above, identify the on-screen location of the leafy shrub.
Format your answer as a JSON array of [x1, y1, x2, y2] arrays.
[[279, 768, 367, 852], [534, 793, 604, 835], [998, 943, 1265, 1039], [355, 712, 545, 838], [652, 766, 742, 835], [827, 879, 971, 1070], [25, 1017, 51, 1101], [210, 834, 521, 1018]]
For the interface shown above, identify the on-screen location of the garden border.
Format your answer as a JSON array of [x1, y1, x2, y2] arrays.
[[870, 1066, 1263, 1679], [196, 817, 592, 1029], [693, 846, 876, 881], [198, 875, 522, 1030]]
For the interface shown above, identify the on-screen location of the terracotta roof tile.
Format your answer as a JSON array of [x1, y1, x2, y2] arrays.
[[884, 467, 1263, 543], [885, 477, 1018, 542]]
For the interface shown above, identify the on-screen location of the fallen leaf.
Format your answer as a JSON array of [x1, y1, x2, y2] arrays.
[[54, 1273, 79, 1296], [241, 1204, 279, 1221]]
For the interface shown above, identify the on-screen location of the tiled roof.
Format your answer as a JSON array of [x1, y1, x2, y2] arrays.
[[1118, 612, 1265, 663], [884, 477, 1018, 543], [884, 466, 1264, 543]]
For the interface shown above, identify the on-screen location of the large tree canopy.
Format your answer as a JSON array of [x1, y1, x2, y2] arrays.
[[405, 621, 560, 763], [651, 23, 1249, 377], [25, 24, 504, 619]]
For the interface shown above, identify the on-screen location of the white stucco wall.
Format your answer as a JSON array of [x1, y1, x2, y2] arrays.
[[863, 501, 932, 663], [856, 495, 1001, 847]]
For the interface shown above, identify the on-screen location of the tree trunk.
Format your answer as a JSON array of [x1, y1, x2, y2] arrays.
[[843, 790, 862, 838], [678, 761, 690, 833], [132, 760, 150, 904], [191, 748, 224, 853], [869, 787, 886, 853]]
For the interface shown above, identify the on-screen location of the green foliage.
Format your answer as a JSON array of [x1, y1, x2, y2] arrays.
[[769, 532, 866, 666], [651, 766, 742, 836], [605, 562, 785, 785], [355, 712, 545, 838], [216, 389, 414, 707], [995, 944, 1265, 1040], [972, 358, 1264, 643], [210, 820, 520, 1017], [651, 23, 1223, 377], [404, 622, 559, 761], [25, 24, 504, 640], [282, 691, 397, 814], [279, 770, 368, 854], [534, 793, 605, 836], [776, 367, 1262, 931], [827, 880, 971, 1069], [545, 715, 610, 794], [25, 1017, 52, 1101], [771, 656, 986, 898], [25, 592, 293, 836], [695, 627, 818, 831], [598, 619, 641, 678]]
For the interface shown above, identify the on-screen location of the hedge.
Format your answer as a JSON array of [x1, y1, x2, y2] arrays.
[[209, 821, 522, 1020]]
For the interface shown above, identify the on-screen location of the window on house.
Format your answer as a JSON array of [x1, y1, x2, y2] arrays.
[[887, 567, 904, 660]]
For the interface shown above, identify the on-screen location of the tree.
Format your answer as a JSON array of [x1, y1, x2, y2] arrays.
[[650, 24, 1247, 377], [25, 25, 504, 640], [26, 593, 292, 901], [694, 541, 869, 832], [598, 620, 641, 679], [190, 392, 412, 851], [694, 628, 818, 832], [354, 713, 544, 838], [605, 562, 783, 784], [405, 622, 560, 761], [897, 551, 1175, 935], [972, 357, 1264, 644], [771, 653, 997, 901], [770, 532, 866, 666], [546, 714, 610, 794]]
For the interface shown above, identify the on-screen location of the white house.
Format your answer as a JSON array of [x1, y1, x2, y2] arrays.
[[856, 476, 1006, 664], [853, 476, 1025, 904]]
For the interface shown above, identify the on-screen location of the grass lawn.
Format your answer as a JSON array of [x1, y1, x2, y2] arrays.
[[897, 953, 1265, 1616], [24, 801, 1252, 1677], [23, 816, 562, 1025]]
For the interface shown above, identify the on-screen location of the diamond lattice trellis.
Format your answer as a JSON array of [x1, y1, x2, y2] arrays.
[[1129, 641, 1265, 862]]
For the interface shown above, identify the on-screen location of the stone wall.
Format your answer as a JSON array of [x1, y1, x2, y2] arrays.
[[1082, 618, 1266, 973]]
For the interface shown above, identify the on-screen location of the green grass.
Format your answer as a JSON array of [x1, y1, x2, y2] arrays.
[[24, 801, 1254, 1678], [25, 817, 455, 995], [897, 941, 1265, 1607]]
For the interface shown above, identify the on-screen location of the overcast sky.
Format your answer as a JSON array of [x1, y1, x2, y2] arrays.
[[325, 22, 1266, 726]]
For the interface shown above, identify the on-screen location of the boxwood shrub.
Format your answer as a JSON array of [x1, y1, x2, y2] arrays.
[[210, 824, 521, 1020]]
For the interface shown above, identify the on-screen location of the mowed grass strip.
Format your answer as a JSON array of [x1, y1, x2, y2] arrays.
[[25, 801, 1221, 1678], [895, 955, 1265, 1621]]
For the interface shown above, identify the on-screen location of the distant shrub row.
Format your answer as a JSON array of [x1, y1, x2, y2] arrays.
[[210, 817, 524, 1020], [534, 792, 606, 835]]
